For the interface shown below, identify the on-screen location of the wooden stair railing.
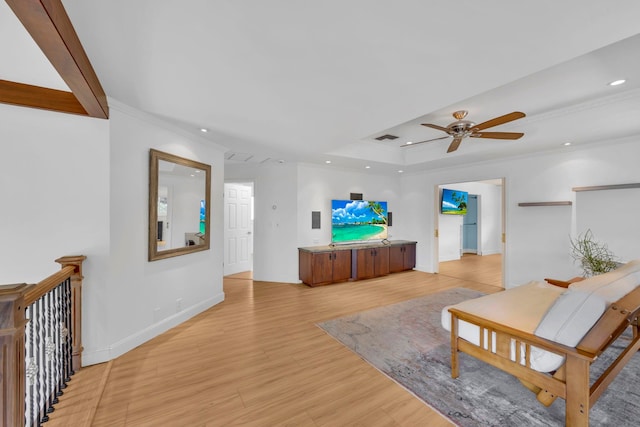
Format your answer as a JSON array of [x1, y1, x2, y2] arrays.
[[0, 255, 85, 427]]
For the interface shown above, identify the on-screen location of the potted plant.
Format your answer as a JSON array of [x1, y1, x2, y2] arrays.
[[570, 229, 619, 277]]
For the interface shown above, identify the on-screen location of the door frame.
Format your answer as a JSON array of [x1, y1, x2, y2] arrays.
[[433, 178, 505, 287]]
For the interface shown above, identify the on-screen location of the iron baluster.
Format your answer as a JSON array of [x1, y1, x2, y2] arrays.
[[64, 277, 73, 381], [37, 297, 46, 424], [45, 290, 56, 416]]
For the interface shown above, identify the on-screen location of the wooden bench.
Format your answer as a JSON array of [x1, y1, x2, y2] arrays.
[[448, 283, 640, 426]]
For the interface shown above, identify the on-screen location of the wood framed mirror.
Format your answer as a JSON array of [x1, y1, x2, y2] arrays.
[[149, 149, 211, 261]]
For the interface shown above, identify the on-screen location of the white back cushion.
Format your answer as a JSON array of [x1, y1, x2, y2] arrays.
[[534, 289, 606, 347], [535, 259, 640, 347], [568, 259, 640, 303]]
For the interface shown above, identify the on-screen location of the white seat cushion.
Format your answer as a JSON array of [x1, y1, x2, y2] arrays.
[[441, 281, 565, 333], [442, 281, 567, 372]]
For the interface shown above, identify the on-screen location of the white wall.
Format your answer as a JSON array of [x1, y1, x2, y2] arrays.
[[0, 104, 110, 281], [101, 100, 226, 364], [0, 103, 111, 358], [251, 162, 299, 282], [401, 137, 640, 288], [225, 161, 299, 282], [0, 100, 227, 366], [296, 163, 402, 248], [575, 187, 640, 263]]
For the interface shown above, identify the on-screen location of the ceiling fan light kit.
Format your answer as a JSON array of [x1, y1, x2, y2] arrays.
[[402, 110, 526, 152]]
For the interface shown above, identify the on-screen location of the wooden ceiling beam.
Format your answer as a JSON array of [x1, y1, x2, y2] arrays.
[[0, 79, 87, 116], [5, 0, 109, 119]]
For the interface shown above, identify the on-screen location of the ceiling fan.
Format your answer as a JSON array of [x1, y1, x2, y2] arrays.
[[401, 110, 526, 153]]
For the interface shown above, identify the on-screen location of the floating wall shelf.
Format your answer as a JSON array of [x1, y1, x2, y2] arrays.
[[572, 183, 640, 192], [518, 201, 573, 207]]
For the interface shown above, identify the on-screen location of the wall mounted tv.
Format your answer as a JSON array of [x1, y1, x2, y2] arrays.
[[331, 200, 388, 244], [441, 188, 468, 215]]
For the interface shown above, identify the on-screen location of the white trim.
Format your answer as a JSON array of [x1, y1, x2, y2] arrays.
[[82, 292, 225, 366]]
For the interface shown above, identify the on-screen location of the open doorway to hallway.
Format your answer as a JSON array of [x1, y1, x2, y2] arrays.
[[435, 179, 504, 287], [224, 182, 254, 276]]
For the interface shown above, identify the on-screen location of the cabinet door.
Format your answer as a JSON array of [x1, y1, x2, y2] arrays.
[[403, 243, 416, 270], [311, 252, 335, 285], [332, 250, 352, 282], [389, 246, 405, 273], [375, 246, 390, 276], [355, 247, 389, 279], [354, 248, 375, 280], [388, 244, 417, 272], [299, 250, 312, 284]]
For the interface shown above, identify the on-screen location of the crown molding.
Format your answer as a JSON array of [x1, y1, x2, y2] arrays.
[[108, 97, 228, 152]]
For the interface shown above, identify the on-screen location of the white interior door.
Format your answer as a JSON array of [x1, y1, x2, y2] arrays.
[[224, 183, 253, 275]]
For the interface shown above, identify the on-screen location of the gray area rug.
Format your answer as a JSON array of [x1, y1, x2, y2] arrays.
[[317, 287, 640, 426]]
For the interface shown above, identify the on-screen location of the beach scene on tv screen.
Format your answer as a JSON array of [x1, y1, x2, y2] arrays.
[[441, 189, 468, 215], [331, 200, 388, 243]]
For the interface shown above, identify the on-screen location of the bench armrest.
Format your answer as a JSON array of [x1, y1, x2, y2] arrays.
[[544, 276, 584, 288]]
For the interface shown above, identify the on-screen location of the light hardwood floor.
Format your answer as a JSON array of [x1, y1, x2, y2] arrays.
[[48, 258, 501, 426], [439, 253, 502, 288]]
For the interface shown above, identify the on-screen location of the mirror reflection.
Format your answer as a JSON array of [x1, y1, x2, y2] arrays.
[[149, 149, 211, 261]]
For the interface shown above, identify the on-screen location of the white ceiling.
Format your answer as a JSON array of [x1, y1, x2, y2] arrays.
[[0, 1, 69, 90], [5, 1, 640, 174]]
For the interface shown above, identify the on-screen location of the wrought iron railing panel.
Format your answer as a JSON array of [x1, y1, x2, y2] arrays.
[[24, 278, 74, 427]]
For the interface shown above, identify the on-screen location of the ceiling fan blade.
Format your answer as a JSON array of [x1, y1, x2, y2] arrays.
[[400, 136, 450, 147], [447, 137, 463, 153], [473, 111, 526, 131], [470, 131, 524, 140], [421, 123, 449, 132]]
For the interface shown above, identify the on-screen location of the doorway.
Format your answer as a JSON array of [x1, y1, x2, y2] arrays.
[[223, 182, 254, 276], [434, 179, 504, 287]]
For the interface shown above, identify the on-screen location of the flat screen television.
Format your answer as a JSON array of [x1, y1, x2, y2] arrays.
[[441, 188, 468, 215], [331, 200, 388, 243]]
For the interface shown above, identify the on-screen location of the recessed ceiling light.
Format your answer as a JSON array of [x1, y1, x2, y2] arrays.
[[200, 128, 208, 133], [365, 165, 371, 169], [564, 142, 572, 146], [398, 170, 404, 173], [325, 160, 332, 164], [608, 79, 626, 86]]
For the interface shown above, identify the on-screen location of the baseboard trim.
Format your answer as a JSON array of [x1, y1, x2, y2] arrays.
[[82, 292, 225, 365]]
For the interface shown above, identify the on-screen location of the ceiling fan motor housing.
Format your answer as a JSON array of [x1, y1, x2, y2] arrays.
[[449, 120, 476, 137]]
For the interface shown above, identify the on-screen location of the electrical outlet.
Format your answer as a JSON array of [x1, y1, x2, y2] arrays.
[[176, 298, 183, 312]]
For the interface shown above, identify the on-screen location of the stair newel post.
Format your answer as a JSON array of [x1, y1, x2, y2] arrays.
[[0, 283, 29, 427], [55, 256, 86, 372]]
